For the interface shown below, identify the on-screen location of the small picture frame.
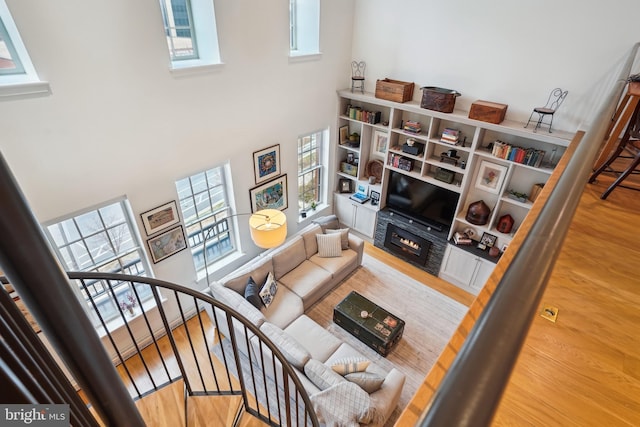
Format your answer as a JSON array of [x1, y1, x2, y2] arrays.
[[339, 178, 353, 193], [370, 190, 380, 205], [475, 160, 508, 194], [140, 200, 180, 236], [339, 125, 349, 145], [501, 244, 509, 253], [373, 130, 388, 157], [249, 174, 288, 213], [253, 144, 281, 184], [147, 225, 187, 263], [477, 232, 497, 250], [346, 152, 355, 164]]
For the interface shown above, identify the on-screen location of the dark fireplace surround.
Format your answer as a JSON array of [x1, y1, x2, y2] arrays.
[[374, 209, 448, 277]]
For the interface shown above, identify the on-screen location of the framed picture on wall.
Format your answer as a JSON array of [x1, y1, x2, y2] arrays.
[[475, 160, 508, 194], [147, 225, 187, 263], [140, 200, 180, 236], [249, 174, 288, 213], [373, 130, 388, 157], [253, 144, 281, 184]]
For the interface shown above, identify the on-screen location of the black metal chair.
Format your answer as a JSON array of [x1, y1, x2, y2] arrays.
[[525, 88, 568, 133], [351, 61, 365, 93]]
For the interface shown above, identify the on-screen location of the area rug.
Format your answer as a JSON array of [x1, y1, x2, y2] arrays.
[[304, 253, 468, 426]]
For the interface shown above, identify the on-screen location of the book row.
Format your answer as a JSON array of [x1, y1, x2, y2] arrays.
[[345, 105, 382, 124], [491, 140, 546, 167]]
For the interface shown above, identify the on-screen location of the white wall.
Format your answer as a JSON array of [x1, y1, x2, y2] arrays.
[[0, 0, 355, 288], [351, 0, 640, 132]]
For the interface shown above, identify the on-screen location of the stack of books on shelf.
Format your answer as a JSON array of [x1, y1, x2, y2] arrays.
[[453, 231, 473, 245], [440, 128, 460, 144], [403, 120, 422, 134], [345, 105, 381, 124], [491, 140, 546, 167], [388, 153, 414, 171]]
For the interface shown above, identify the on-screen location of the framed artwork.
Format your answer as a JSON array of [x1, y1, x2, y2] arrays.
[[370, 190, 381, 205], [339, 125, 349, 144], [475, 160, 508, 194], [253, 144, 281, 184], [140, 200, 180, 236], [373, 130, 388, 157], [249, 174, 288, 213], [147, 225, 187, 263], [477, 232, 497, 250], [339, 178, 353, 193]]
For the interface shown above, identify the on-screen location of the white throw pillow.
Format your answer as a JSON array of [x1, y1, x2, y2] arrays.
[[259, 272, 278, 308], [316, 233, 342, 258]]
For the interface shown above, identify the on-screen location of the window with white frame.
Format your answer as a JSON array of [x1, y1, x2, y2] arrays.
[[289, 0, 320, 57], [43, 199, 153, 324], [175, 164, 236, 273], [158, 0, 221, 69], [0, 1, 48, 96], [298, 129, 327, 212]]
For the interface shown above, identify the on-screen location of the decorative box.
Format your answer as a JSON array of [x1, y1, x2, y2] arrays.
[[401, 142, 424, 156], [435, 168, 455, 184], [497, 214, 514, 234], [340, 162, 357, 177], [375, 79, 415, 103], [529, 183, 545, 202], [469, 100, 508, 124], [397, 157, 414, 172], [420, 87, 461, 113]]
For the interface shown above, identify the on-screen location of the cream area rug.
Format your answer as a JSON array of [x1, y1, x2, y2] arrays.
[[305, 253, 468, 426]]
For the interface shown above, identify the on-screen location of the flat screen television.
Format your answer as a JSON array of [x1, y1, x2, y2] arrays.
[[385, 171, 460, 231]]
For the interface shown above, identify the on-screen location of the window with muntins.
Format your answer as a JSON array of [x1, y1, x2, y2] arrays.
[[289, 0, 320, 57], [0, 16, 24, 75], [298, 129, 326, 212], [175, 165, 236, 273], [43, 199, 153, 325], [158, 0, 221, 69]]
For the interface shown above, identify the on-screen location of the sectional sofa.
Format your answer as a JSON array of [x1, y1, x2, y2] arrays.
[[205, 216, 406, 426]]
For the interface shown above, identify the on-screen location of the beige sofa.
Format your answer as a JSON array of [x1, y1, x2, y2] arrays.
[[205, 216, 406, 426]]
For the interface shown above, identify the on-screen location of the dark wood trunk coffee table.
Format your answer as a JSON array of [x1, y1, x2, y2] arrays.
[[333, 291, 405, 356]]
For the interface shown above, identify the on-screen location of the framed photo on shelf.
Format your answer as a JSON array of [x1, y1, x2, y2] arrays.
[[475, 160, 508, 194], [140, 200, 180, 236], [339, 178, 352, 193], [477, 232, 497, 250], [253, 144, 281, 184], [339, 125, 349, 145], [370, 190, 380, 205], [373, 130, 388, 157], [249, 175, 288, 213], [147, 225, 187, 264]]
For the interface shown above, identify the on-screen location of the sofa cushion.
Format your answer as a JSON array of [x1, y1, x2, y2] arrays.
[[304, 359, 346, 391], [309, 248, 358, 280], [284, 315, 342, 361], [278, 260, 333, 309], [260, 322, 310, 370], [220, 256, 273, 294], [211, 285, 266, 328], [331, 357, 370, 375], [345, 372, 385, 393], [244, 277, 263, 309], [259, 272, 278, 308], [261, 285, 303, 329], [312, 214, 340, 232], [316, 233, 342, 258], [326, 228, 350, 250], [272, 236, 306, 279], [300, 223, 322, 258]]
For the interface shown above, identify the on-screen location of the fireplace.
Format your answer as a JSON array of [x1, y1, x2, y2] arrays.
[[384, 224, 432, 266]]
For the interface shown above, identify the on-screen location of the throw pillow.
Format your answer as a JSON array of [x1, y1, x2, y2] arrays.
[[331, 357, 370, 375], [326, 228, 350, 250], [345, 371, 384, 393], [316, 233, 342, 258], [260, 322, 311, 370], [259, 272, 278, 308], [244, 276, 263, 309], [304, 359, 346, 391]]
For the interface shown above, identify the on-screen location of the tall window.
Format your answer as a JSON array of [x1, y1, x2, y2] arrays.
[[0, 16, 24, 75], [298, 129, 326, 212], [43, 199, 152, 324], [289, 0, 320, 57], [175, 165, 235, 273], [158, 0, 221, 69]]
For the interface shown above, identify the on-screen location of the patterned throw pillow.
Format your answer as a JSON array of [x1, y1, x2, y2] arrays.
[[259, 272, 277, 308], [244, 276, 263, 309], [331, 357, 370, 375], [316, 233, 342, 258]]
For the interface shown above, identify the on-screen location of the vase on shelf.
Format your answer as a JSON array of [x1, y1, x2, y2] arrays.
[[466, 200, 490, 226]]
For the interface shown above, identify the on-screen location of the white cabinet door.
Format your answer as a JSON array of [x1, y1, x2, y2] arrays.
[[333, 194, 377, 238], [470, 258, 494, 293], [439, 245, 477, 288], [353, 205, 377, 237], [334, 194, 355, 228]]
